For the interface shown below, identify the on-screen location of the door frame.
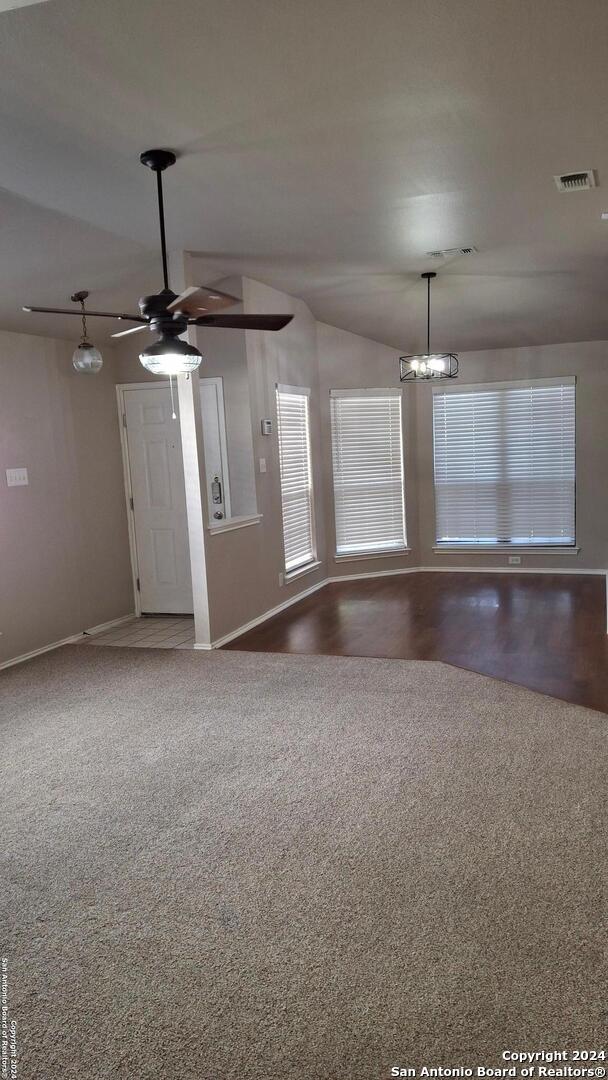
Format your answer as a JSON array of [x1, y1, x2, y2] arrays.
[[116, 379, 232, 616], [117, 382, 165, 616], [199, 375, 232, 521]]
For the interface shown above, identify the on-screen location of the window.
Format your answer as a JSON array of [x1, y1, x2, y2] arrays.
[[330, 388, 406, 556], [433, 377, 576, 546], [276, 384, 316, 574]]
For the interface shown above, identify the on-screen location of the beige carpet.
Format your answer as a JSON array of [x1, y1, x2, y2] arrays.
[[1, 645, 606, 1080]]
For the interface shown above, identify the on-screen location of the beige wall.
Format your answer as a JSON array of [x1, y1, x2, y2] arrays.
[[192, 277, 257, 518], [40, 283, 606, 665], [113, 276, 328, 643], [0, 330, 133, 665], [114, 299, 608, 650], [413, 340, 608, 570], [203, 278, 327, 642]]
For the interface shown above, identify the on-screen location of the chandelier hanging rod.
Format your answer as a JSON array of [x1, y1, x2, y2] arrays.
[[399, 271, 458, 382]]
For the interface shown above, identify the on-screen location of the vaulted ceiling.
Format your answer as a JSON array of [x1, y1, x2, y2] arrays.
[[1, 0, 608, 351]]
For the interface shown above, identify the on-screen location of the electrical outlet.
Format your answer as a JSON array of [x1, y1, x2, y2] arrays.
[[508, 556, 521, 565], [259, 457, 267, 474]]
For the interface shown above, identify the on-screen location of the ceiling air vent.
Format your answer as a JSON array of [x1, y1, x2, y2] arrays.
[[554, 170, 597, 192], [426, 246, 478, 258]]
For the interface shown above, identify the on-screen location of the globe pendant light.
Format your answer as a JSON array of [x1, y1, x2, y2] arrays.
[[399, 272, 458, 381], [71, 291, 103, 374]]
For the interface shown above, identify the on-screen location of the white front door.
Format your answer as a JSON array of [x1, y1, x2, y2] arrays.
[[123, 386, 193, 614]]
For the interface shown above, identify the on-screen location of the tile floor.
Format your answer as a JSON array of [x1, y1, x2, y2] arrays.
[[83, 616, 196, 649]]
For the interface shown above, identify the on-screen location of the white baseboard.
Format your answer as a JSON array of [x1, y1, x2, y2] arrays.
[[0, 612, 136, 672], [4, 563, 607, 672], [0, 631, 84, 672], [84, 613, 136, 636], [417, 565, 607, 576], [327, 566, 419, 583], [213, 564, 608, 647], [211, 578, 327, 648]]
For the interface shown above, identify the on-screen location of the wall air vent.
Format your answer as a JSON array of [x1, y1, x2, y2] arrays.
[[426, 246, 478, 258], [554, 170, 597, 192]]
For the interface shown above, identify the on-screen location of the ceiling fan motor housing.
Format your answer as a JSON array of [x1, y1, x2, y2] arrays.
[[139, 288, 188, 336], [139, 149, 177, 172]]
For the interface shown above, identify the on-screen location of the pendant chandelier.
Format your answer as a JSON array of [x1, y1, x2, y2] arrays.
[[71, 291, 103, 374], [399, 271, 458, 381]]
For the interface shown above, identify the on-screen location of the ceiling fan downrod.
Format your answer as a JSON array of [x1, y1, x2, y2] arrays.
[[139, 149, 177, 292]]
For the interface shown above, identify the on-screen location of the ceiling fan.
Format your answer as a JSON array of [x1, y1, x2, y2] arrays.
[[23, 149, 294, 375]]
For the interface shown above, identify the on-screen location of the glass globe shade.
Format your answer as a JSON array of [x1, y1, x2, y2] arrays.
[[72, 342, 103, 374], [139, 338, 203, 376]]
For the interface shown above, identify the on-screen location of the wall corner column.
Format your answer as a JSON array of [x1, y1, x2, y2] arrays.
[[170, 250, 212, 647]]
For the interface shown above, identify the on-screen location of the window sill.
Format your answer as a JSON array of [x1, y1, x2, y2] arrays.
[[209, 513, 263, 535], [433, 544, 580, 555], [284, 559, 322, 584], [335, 548, 411, 563]]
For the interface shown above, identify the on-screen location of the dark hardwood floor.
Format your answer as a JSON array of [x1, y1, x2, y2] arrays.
[[223, 572, 608, 714]]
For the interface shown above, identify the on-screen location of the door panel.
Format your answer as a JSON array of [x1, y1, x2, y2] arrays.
[[145, 438, 173, 507], [150, 529, 178, 585], [124, 387, 193, 614]]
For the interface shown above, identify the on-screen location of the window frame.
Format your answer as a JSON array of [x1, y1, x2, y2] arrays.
[[330, 386, 408, 559], [275, 383, 318, 578], [431, 376, 577, 550]]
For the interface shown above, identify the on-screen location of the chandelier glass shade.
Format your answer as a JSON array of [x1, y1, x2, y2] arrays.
[[399, 272, 458, 381], [72, 342, 103, 373], [72, 291, 103, 374]]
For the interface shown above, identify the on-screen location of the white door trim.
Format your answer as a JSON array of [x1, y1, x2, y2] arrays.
[[117, 379, 232, 613], [116, 384, 143, 616], [117, 381, 194, 616], [200, 376, 232, 520]]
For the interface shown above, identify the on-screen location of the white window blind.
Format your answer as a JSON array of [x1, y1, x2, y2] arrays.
[[330, 388, 406, 556], [433, 378, 576, 546], [276, 385, 316, 573]]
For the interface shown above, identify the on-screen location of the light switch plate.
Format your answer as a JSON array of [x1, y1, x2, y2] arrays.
[[6, 467, 28, 487], [259, 457, 267, 473]]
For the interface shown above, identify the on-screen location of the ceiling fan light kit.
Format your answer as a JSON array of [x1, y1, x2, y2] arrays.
[[139, 335, 203, 376], [71, 290, 103, 374], [22, 149, 293, 376], [400, 272, 458, 382]]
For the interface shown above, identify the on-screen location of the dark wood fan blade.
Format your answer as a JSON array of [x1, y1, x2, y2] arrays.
[[23, 306, 147, 322], [167, 285, 240, 316], [190, 313, 293, 331]]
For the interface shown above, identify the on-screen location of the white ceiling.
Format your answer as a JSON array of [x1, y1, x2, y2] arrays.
[[1, 0, 608, 351]]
